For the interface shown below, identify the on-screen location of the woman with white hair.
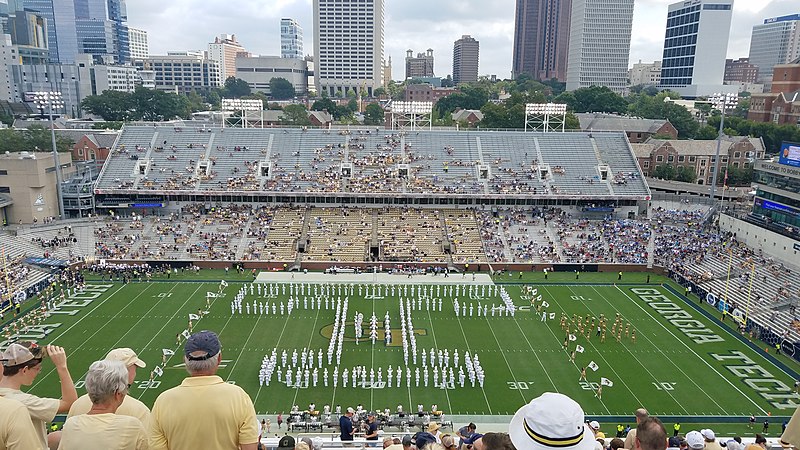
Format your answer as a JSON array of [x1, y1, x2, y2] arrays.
[[58, 360, 147, 450]]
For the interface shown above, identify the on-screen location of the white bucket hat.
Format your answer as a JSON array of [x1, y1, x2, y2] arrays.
[[510, 393, 595, 450]]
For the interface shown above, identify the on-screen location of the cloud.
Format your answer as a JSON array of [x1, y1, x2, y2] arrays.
[[127, 0, 791, 81]]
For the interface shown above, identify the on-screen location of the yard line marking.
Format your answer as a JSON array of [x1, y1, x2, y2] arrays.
[[423, 299, 453, 413], [506, 289, 560, 393], [540, 286, 614, 414], [571, 286, 689, 414], [289, 295, 323, 410], [253, 294, 297, 410], [613, 285, 767, 415], [452, 302, 494, 414], [29, 283, 150, 391], [591, 286, 720, 413]]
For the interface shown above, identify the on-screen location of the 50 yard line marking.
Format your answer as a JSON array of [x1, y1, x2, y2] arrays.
[[614, 285, 767, 415]]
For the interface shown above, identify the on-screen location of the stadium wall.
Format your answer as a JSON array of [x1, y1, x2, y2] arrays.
[[719, 214, 800, 262]]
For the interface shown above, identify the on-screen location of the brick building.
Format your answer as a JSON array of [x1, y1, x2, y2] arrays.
[[404, 84, 457, 104], [748, 58, 800, 125], [576, 113, 678, 143], [724, 58, 759, 84]]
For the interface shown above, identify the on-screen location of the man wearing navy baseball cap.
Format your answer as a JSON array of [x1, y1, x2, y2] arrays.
[[148, 331, 259, 450]]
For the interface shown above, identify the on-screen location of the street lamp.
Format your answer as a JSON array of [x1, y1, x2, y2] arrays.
[[708, 93, 738, 206], [32, 91, 65, 219]]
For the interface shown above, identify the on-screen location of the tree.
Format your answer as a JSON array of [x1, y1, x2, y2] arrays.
[[269, 78, 295, 100], [80, 90, 132, 121], [130, 86, 189, 121], [347, 98, 358, 112], [652, 164, 676, 180], [364, 103, 385, 125], [281, 104, 311, 126], [222, 77, 251, 98], [674, 166, 696, 183], [0, 111, 12, 126], [695, 125, 718, 140], [373, 87, 387, 97], [312, 98, 340, 118], [441, 75, 454, 87], [554, 86, 627, 114], [434, 85, 488, 116], [0, 126, 73, 153]]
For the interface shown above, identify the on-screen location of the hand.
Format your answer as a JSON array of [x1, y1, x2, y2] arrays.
[[46, 345, 68, 369]]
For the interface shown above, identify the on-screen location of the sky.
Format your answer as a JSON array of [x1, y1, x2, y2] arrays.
[[127, 0, 798, 81]]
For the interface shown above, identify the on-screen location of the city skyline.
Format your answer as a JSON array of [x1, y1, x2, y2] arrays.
[[125, 0, 791, 81]]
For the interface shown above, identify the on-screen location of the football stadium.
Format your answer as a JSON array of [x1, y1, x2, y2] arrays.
[[2, 125, 800, 449]]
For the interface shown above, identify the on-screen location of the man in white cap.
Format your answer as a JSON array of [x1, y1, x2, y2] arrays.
[[701, 429, 722, 450], [685, 431, 705, 450], [0, 341, 77, 450], [67, 348, 150, 425], [509, 392, 596, 450], [149, 330, 258, 450]]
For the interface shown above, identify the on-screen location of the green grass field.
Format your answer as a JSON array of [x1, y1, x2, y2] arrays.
[[15, 273, 800, 427]]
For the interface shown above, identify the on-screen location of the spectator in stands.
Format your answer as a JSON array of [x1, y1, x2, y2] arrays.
[[340, 407, 355, 445], [472, 433, 515, 450], [58, 360, 147, 450], [67, 348, 149, 425], [365, 412, 379, 442], [624, 409, 650, 450], [0, 395, 40, 449], [701, 429, 722, 450], [509, 392, 594, 450], [634, 417, 667, 450], [0, 342, 77, 450], [457, 422, 477, 447], [148, 330, 258, 450], [686, 432, 704, 450]]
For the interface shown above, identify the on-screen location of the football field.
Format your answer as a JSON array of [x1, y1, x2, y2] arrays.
[[13, 273, 800, 421]]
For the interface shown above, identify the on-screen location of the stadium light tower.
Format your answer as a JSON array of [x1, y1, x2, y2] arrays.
[[32, 91, 65, 219], [221, 98, 264, 128], [708, 93, 738, 204], [390, 101, 433, 131], [524, 103, 567, 132]]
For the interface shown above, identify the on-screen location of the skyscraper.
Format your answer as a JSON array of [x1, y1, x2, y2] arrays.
[[658, 0, 733, 97], [453, 35, 479, 85], [73, 0, 129, 64], [565, 0, 633, 93], [512, 0, 572, 82], [313, 0, 385, 97], [281, 18, 303, 59], [22, 0, 79, 63], [405, 49, 434, 79], [128, 26, 148, 60], [749, 14, 800, 85], [208, 34, 247, 82]]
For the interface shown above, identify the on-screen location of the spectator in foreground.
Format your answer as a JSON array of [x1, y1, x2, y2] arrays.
[[0, 342, 77, 450], [509, 392, 595, 450], [149, 330, 258, 450], [701, 429, 722, 450], [624, 409, 650, 450], [0, 396, 40, 449], [780, 407, 800, 448], [686, 431, 705, 450], [634, 417, 667, 450], [472, 432, 515, 450], [457, 423, 477, 447], [67, 348, 149, 425], [58, 360, 147, 450], [340, 407, 355, 445]]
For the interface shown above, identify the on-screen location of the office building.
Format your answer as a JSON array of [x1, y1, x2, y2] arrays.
[[313, 0, 385, 97], [512, 0, 572, 82], [453, 35, 479, 85], [134, 53, 222, 93], [235, 55, 308, 95], [658, 0, 734, 97], [0, 151, 75, 224], [404, 83, 457, 103], [724, 58, 759, 84], [628, 61, 662, 86], [565, 0, 634, 93], [73, 0, 129, 64], [208, 34, 246, 81], [4, 3, 49, 64], [281, 18, 303, 59], [749, 14, 800, 86], [128, 27, 148, 59], [22, 0, 79, 63], [75, 53, 137, 96], [405, 49, 434, 79]]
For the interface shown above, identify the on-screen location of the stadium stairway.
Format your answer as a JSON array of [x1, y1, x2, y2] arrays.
[[234, 214, 257, 260]]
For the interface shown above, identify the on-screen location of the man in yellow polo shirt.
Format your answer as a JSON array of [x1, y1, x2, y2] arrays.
[[67, 348, 150, 426], [0, 395, 40, 449], [148, 330, 259, 450]]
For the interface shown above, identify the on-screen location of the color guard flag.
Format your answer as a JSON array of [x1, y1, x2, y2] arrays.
[[532, 288, 538, 295], [575, 345, 585, 353], [181, 329, 191, 339], [153, 366, 163, 377], [220, 280, 228, 287], [541, 301, 550, 308], [162, 349, 174, 356], [206, 292, 218, 299], [568, 334, 577, 341], [601, 378, 613, 387], [549, 313, 556, 319], [588, 361, 599, 371], [188, 313, 200, 321]]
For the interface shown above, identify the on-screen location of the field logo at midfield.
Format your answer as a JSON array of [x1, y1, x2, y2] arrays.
[[630, 288, 724, 344], [319, 323, 426, 346], [0, 284, 114, 350]]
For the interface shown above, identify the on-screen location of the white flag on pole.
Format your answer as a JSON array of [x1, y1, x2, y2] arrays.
[[601, 377, 613, 387], [181, 329, 191, 339], [206, 292, 218, 299], [189, 313, 200, 321], [162, 349, 174, 356], [220, 280, 228, 287], [541, 301, 550, 308], [568, 334, 577, 342], [588, 361, 599, 371], [153, 366, 163, 377], [549, 313, 556, 319], [575, 345, 585, 353], [532, 288, 538, 295]]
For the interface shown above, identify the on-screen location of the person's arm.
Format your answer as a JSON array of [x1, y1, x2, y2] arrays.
[[239, 444, 258, 450], [47, 346, 78, 413]]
